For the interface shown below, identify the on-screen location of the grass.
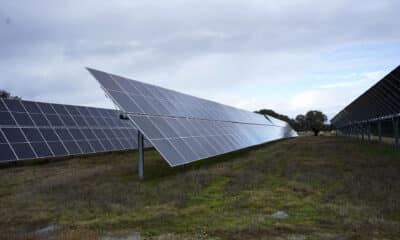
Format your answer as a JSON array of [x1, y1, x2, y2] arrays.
[[0, 136, 399, 239]]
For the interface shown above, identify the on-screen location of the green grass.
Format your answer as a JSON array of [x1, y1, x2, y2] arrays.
[[0, 136, 399, 239]]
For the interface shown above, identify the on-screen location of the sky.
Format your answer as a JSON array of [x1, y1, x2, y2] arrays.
[[1, 1, 399, 120]]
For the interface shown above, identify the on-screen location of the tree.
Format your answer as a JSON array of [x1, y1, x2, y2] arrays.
[[0, 90, 21, 100], [295, 114, 306, 131], [304, 110, 327, 136], [255, 109, 297, 128], [0, 90, 11, 98], [255, 108, 330, 135]]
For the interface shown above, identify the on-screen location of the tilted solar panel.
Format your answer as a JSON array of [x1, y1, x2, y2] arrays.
[[0, 98, 149, 163], [332, 65, 400, 128], [88, 68, 298, 166]]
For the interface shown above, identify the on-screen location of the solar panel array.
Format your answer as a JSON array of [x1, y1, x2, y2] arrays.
[[332, 65, 400, 128], [88, 68, 298, 166], [0, 98, 146, 163]]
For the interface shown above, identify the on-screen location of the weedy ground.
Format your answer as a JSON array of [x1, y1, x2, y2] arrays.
[[0, 136, 399, 240]]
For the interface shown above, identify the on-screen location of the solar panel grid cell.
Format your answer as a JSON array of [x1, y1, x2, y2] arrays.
[[0, 143, 17, 161], [0, 112, 17, 125], [4, 99, 26, 113], [0, 100, 7, 111]]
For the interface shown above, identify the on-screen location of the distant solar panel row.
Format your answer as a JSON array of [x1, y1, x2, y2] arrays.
[[88, 68, 297, 166], [332, 65, 400, 128], [0, 98, 145, 162]]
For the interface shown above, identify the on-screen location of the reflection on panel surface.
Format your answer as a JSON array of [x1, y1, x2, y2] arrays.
[[0, 98, 150, 163], [88, 68, 298, 166]]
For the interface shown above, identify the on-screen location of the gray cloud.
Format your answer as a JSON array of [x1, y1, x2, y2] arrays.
[[0, 0, 399, 117]]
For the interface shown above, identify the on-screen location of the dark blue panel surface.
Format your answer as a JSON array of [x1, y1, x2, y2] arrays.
[[52, 104, 69, 115], [108, 90, 143, 113], [90, 68, 123, 91], [37, 103, 56, 114], [47, 115, 64, 127], [0, 144, 17, 161], [2, 128, 26, 143], [0, 131, 7, 143], [63, 141, 82, 155], [151, 140, 185, 166], [13, 112, 35, 126], [100, 139, 113, 151], [31, 142, 53, 157], [76, 140, 93, 153], [30, 114, 50, 126], [69, 129, 85, 140], [4, 99, 26, 112], [12, 143, 36, 159], [22, 101, 42, 113], [111, 139, 124, 150], [0, 100, 7, 111], [0, 112, 16, 125], [48, 141, 68, 156], [39, 128, 60, 142], [89, 140, 104, 152], [81, 129, 96, 140], [73, 116, 87, 127], [93, 129, 107, 139], [60, 115, 76, 127], [55, 129, 74, 141], [22, 128, 45, 142]]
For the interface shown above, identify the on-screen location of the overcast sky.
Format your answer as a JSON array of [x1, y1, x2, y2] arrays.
[[1, 1, 399, 119]]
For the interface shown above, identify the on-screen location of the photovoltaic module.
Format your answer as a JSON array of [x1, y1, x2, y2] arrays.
[[88, 68, 297, 166]]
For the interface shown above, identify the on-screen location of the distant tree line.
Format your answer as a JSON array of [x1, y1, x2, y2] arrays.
[[255, 109, 332, 136], [0, 90, 20, 100]]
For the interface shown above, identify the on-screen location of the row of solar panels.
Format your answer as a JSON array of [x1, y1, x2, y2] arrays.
[[90, 68, 285, 126], [332, 65, 400, 128], [0, 68, 297, 166], [0, 98, 150, 162], [89, 68, 298, 167], [129, 114, 294, 166]]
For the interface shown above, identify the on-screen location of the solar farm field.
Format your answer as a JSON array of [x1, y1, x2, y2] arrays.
[[1, 136, 399, 240]]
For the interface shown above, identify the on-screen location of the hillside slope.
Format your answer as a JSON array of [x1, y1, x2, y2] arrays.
[[0, 137, 399, 239]]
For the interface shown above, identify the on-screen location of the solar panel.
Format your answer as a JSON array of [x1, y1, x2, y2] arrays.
[[0, 98, 150, 163], [88, 68, 298, 167], [332, 65, 400, 128], [331, 65, 400, 145]]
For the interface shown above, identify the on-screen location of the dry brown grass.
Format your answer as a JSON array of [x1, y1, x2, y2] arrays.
[[0, 136, 399, 239]]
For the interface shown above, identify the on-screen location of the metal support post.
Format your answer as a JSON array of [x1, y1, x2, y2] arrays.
[[393, 118, 399, 149], [378, 120, 382, 142], [361, 124, 365, 141], [354, 126, 357, 138], [356, 127, 359, 139], [367, 122, 371, 142], [138, 131, 144, 179]]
